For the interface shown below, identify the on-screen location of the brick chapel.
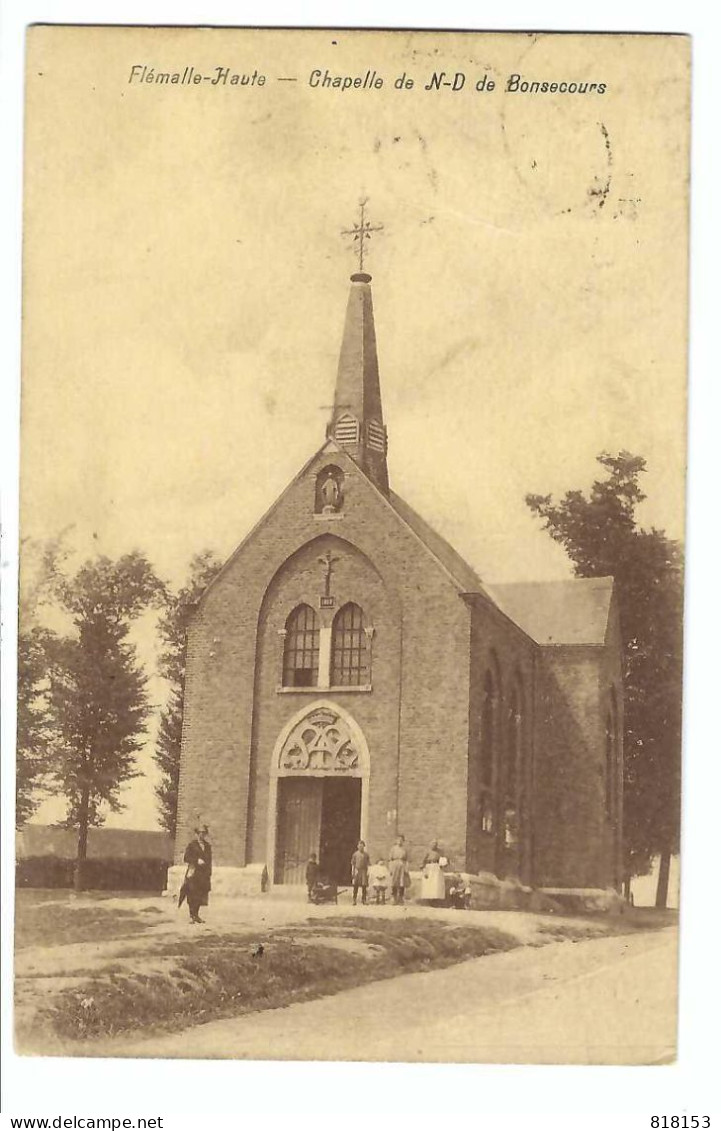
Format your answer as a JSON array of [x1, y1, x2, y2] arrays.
[[171, 260, 624, 902]]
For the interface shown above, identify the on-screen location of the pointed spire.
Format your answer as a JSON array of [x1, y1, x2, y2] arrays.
[[328, 270, 389, 494]]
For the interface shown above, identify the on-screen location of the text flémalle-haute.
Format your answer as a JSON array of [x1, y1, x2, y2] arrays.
[[127, 65, 607, 95]]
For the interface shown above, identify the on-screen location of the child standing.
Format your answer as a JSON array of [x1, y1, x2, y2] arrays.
[[305, 852, 320, 902], [350, 840, 370, 905], [368, 858, 389, 904]]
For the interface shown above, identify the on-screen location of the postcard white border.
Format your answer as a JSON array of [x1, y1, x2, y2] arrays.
[[1, 2, 718, 1123]]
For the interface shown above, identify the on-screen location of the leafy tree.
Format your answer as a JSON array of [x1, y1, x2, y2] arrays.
[[526, 452, 683, 908], [16, 625, 55, 826], [16, 533, 70, 826], [154, 551, 222, 835], [48, 552, 163, 888]]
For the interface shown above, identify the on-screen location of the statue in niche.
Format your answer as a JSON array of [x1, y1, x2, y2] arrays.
[[319, 470, 342, 513]]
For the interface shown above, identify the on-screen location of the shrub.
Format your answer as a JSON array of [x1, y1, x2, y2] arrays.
[[16, 856, 72, 888], [16, 856, 169, 892]]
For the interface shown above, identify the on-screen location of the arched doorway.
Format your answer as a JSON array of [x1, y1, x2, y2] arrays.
[[267, 701, 370, 886]]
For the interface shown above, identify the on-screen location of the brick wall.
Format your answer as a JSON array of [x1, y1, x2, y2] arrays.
[[533, 649, 606, 887], [175, 444, 624, 892], [467, 598, 536, 881], [176, 446, 473, 872], [247, 533, 400, 865], [532, 631, 622, 890]]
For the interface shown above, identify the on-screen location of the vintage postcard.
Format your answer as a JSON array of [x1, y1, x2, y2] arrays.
[[16, 26, 688, 1064]]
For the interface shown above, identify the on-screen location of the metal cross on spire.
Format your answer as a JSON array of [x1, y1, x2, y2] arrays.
[[341, 197, 384, 272]]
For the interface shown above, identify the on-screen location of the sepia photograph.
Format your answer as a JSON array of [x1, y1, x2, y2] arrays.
[[12, 24, 688, 1070]]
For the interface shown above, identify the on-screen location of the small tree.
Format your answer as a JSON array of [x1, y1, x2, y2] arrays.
[[154, 551, 222, 836], [526, 452, 683, 908], [48, 552, 163, 889]]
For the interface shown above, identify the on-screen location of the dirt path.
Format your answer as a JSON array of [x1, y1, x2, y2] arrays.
[[15, 895, 606, 978], [78, 927, 677, 1064]]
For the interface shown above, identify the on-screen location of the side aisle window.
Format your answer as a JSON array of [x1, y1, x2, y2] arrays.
[[480, 671, 497, 833]]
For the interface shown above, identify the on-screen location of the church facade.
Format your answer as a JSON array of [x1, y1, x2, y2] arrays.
[[171, 268, 624, 902]]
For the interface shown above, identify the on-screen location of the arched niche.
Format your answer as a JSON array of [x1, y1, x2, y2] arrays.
[[315, 465, 344, 514]]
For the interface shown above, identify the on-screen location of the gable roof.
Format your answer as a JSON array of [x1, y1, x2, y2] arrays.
[[197, 439, 343, 606], [199, 441, 496, 608], [197, 439, 613, 649], [387, 491, 490, 598], [387, 495, 614, 646], [486, 577, 614, 646]]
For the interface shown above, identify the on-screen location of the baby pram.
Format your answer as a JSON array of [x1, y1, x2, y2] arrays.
[[445, 872, 471, 910], [309, 879, 344, 904]]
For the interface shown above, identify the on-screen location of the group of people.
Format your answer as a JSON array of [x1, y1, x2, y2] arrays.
[[306, 835, 451, 906], [351, 835, 411, 905], [306, 835, 411, 905], [180, 825, 458, 925]]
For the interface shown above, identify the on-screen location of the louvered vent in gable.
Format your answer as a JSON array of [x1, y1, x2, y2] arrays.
[[334, 414, 360, 446], [367, 420, 386, 452]]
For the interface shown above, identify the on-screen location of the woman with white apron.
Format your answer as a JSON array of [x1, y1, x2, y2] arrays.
[[421, 839, 448, 901]]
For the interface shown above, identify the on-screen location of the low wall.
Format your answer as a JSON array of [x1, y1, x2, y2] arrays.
[[164, 862, 623, 914], [165, 863, 269, 900]]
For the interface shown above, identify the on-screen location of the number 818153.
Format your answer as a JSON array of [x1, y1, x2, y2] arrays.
[[651, 1119, 710, 1128]]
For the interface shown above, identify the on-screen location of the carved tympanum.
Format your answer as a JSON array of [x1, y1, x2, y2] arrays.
[[279, 708, 360, 774]]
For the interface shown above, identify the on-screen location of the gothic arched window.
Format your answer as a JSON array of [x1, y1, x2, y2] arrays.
[[282, 605, 320, 688], [504, 681, 523, 848], [605, 700, 616, 821], [330, 603, 369, 686], [479, 671, 496, 834]]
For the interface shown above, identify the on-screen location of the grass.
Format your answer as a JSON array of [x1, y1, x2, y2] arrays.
[[617, 907, 678, 930], [17, 893, 678, 1049], [15, 890, 161, 950], [40, 916, 519, 1042], [534, 906, 678, 944]]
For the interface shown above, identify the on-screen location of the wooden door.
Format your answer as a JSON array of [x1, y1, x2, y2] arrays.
[[275, 778, 323, 884], [319, 778, 362, 885]]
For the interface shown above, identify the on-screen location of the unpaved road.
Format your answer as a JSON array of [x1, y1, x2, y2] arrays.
[[98, 926, 677, 1064]]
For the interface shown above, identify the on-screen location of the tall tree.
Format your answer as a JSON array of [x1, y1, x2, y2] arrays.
[[48, 552, 163, 889], [154, 551, 222, 836], [16, 533, 69, 826], [526, 452, 683, 908], [16, 625, 55, 826]]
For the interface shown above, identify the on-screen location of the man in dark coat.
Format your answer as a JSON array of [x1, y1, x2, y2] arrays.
[[181, 826, 212, 923]]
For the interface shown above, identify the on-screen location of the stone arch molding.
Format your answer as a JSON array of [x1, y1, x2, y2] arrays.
[[259, 531, 397, 616], [271, 699, 370, 780], [266, 700, 370, 884]]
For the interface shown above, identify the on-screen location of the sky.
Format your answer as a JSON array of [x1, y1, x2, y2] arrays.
[[20, 28, 689, 829]]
